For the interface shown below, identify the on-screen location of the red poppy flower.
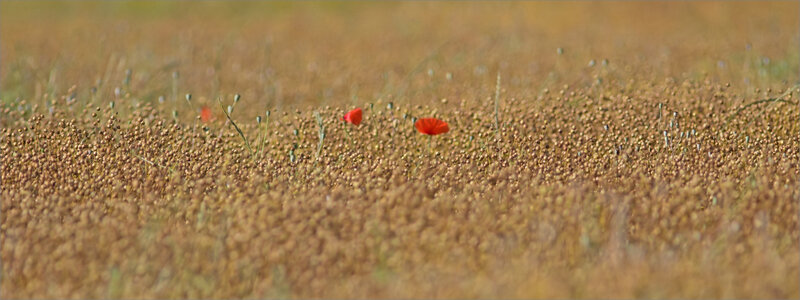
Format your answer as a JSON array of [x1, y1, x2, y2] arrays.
[[200, 106, 213, 123], [342, 108, 362, 126], [415, 118, 449, 135]]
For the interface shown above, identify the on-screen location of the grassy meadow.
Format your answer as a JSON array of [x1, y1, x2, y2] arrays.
[[2, 1, 799, 298]]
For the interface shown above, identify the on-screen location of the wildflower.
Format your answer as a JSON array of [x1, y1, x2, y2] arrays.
[[415, 118, 449, 135], [342, 108, 362, 126], [200, 106, 213, 122]]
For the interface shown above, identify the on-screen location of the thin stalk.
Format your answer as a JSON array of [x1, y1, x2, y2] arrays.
[[494, 72, 501, 136], [171, 71, 179, 103], [343, 121, 352, 143], [428, 135, 433, 154], [313, 112, 325, 168], [218, 97, 254, 157], [726, 85, 799, 125], [258, 115, 270, 158], [255, 125, 263, 154]]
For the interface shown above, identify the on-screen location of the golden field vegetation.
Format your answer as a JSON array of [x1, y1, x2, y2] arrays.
[[2, 1, 799, 298]]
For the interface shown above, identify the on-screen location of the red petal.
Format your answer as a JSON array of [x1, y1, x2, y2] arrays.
[[200, 106, 213, 123], [415, 118, 449, 135], [343, 108, 362, 126]]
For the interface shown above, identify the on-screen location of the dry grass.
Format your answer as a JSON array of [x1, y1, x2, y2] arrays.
[[2, 2, 799, 299]]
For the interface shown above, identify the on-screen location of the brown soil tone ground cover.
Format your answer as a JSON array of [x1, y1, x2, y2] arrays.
[[2, 2, 799, 298]]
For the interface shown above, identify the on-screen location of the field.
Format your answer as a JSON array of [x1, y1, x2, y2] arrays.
[[2, 1, 799, 298]]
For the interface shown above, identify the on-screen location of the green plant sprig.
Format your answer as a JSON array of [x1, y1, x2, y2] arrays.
[[218, 96, 254, 157]]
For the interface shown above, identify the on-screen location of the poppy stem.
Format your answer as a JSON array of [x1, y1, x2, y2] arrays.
[[428, 135, 432, 154], [344, 121, 351, 142]]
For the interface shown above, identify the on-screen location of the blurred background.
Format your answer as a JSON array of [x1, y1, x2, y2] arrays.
[[2, 1, 797, 117]]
